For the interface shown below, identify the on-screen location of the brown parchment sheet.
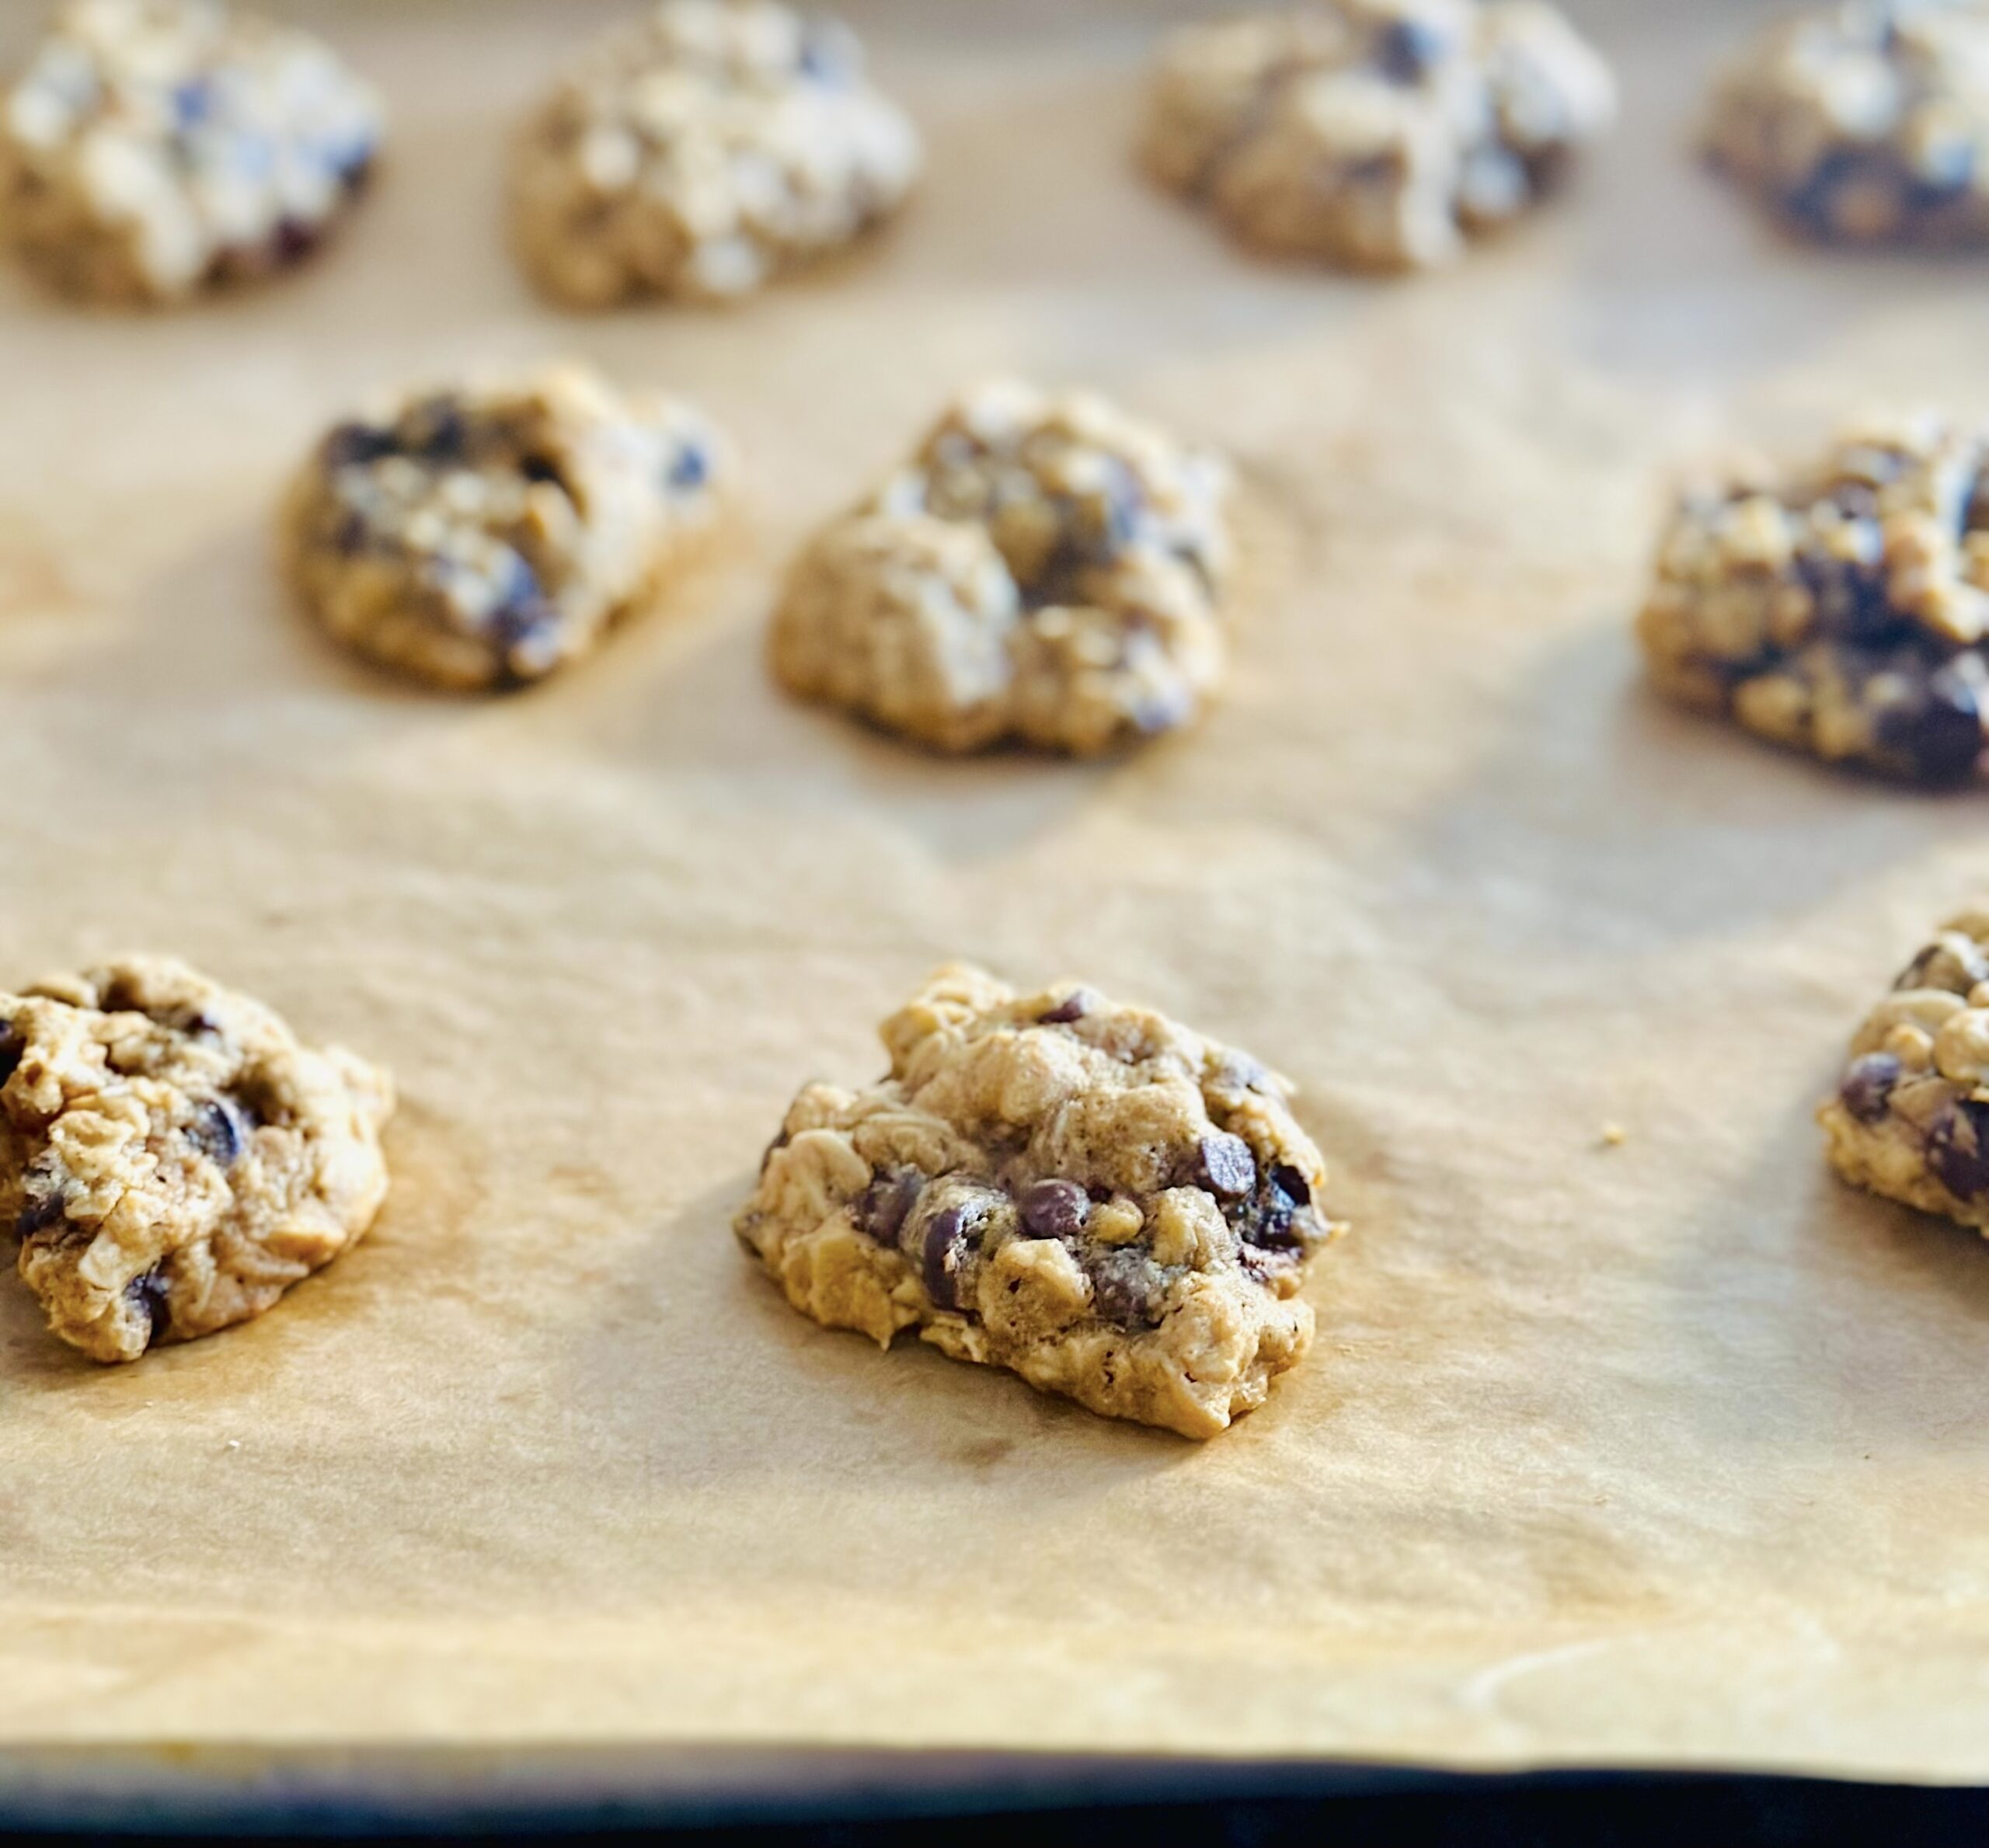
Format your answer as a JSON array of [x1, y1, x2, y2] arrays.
[[7, 0, 1989, 1793]]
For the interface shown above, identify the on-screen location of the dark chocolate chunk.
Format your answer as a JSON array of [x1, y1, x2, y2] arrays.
[[921, 1204, 977, 1311], [1873, 657, 1987, 785], [1196, 1131, 1257, 1199], [520, 454, 565, 488], [1019, 1178, 1088, 1240], [126, 1268, 171, 1349], [1837, 1052, 1902, 1125], [1797, 531, 1897, 646], [273, 215, 321, 264], [1088, 1250, 1165, 1331], [1930, 1098, 1989, 1201], [0, 1019, 21, 1087], [406, 397, 468, 462], [855, 1167, 922, 1244], [1270, 1162, 1312, 1207], [486, 554, 559, 659], [186, 1098, 247, 1168], [14, 1186, 66, 1241], [1036, 990, 1093, 1025]]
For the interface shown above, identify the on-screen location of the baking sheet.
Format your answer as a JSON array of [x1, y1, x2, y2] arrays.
[[6, 0, 1989, 1794]]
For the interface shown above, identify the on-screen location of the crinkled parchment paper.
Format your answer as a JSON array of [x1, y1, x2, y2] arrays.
[[5, 0, 1989, 1803]]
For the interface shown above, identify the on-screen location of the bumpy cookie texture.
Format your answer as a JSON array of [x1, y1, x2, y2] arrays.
[[510, 0, 920, 307], [1706, 1, 1989, 244], [1638, 416, 1989, 783], [1819, 905, 1989, 1230], [0, 0, 381, 304], [771, 381, 1234, 754], [1141, 0, 1615, 272], [282, 363, 726, 691], [734, 966, 1343, 1439], [0, 957, 394, 1363]]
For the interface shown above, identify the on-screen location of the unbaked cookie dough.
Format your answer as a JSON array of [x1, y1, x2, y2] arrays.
[[1, 956, 394, 1363], [770, 381, 1234, 754], [1141, 0, 1615, 272], [510, 0, 921, 307], [1820, 905, 1989, 1232], [1706, 1, 1989, 244], [1637, 416, 1989, 783], [281, 363, 727, 691], [734, 965, 1343, 1439], [0, 0, 381, 304]]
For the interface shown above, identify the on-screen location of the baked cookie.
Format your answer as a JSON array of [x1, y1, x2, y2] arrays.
[[1638, 416, 1989, 783], [734, 966, 1342, 1439], [0, 0, 381, 304], [1706, 1, 1989, 245], [770, 381, 1234, 754], [1, 956, 394, 1363], [1820, 905, 1989, 1231], [1141, 0, 1615, 272], [510, 0, 921, 308], [281, 363, 726, 691]]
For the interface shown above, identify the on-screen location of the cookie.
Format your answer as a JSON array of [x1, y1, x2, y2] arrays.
[[0, 0, 381, 304], [509, 0, 921, 307], [770, 381, 1234, 754], [1, 956, 394, 1363], [1637, 416, 1989, 783], [1141, 0, 1615, 272], [1819, 906, 1989, 1232], [281, 363, 727, 692], [734, 966, 1342, 1439], [1705, 1, 1989, 244]]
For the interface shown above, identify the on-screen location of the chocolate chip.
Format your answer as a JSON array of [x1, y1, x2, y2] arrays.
[[322, 422, 399, 471], [1787, 147, 1900, 240], [1874, 658, 1987, 785], [1089, 1250, 1165, 1331], [1838, 1053, 1902, 1125], [1930, 1099, 1989, 1200], [856, 1167, 922, 1244], [187, 1098, 247, 1168], [1271, 1162, 1312, 1206], [0, 1020, 21, 1087], [921, 1205, 976, 1311], [1037, 990, 1092, 1025], [126, 1269, 170, 1349], [273, 216, 321, 264], [1228, 1167, 1308, 1258], [14, 1187, 65, 1240], [487, 555, 558, 658], [406, 398, 468, 462], [1197, 1132, 1256, 1199], [1798, 538, 1897, 647], [1378, 17, 1447, 82], [520, 454, 565, 488], [1019, 1178, 1088, 1240]]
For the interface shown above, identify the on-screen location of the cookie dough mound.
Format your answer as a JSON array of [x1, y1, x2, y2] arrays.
[[510, 0, 921, 307], [1706, 1, 1989, 244], [770, 381, 1234, 754], [1141, 0, 1615, 272], [735, 965, 1343, 1439], [0, 957, 394, 1363], [282, 362, 726, 691], [1818, 905, 1989, 1230], [1638, 416, 1989, 783], [0, 0, 382, 304]]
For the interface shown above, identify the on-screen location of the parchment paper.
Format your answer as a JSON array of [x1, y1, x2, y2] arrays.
[[6, 0, 1989, 1796]]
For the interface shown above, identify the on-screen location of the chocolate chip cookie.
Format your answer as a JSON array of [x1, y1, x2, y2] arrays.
[[281, 362, 727, 691], [1, 956, 394, 1363], [1637, 416, 1989, 783], [510, 0, 921, 307], [1706, 1, 1989, 245], [1141, 0, 1615, 272], [770, 381, 1234, 754], [1820, 906, 1989, 1230], [734, 966, 1342, 1439], [0, 0, 381, 304]]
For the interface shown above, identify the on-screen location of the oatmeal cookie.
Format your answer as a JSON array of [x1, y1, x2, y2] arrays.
[[770, 381, 1234, 754], [1, 956, 394, 1363], [510, 0, 921, 307], [1140, 0, 1615, 272], [0, 0, 381, 304], [1637, 416, 1989, 783], [1706, 1, 1989, 245], [1819, 904, 1989, 1230], [281, 362, 727, 692], [734, 966, 1343, 1439]]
